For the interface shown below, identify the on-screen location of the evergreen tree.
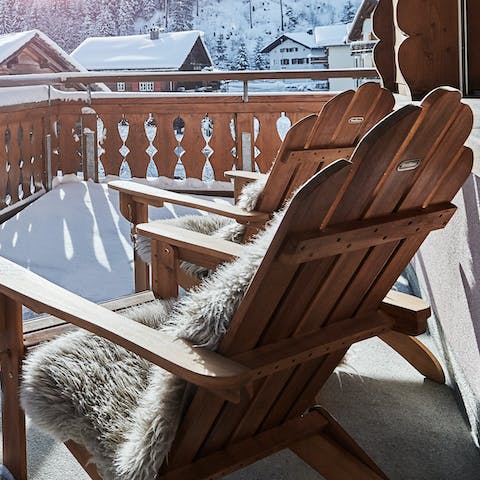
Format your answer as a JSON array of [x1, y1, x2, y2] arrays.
[[8, 0, 26, 33], [235, 38, 249, 70], [214, 33, 227, 69], [284, 6, 297, 31], [0, 0, 10, 34], [95, 1, 117, 36], [118, 0, 137, 35], [142, 0, 158, 20], [341, 0, 356, 24], [254, 38, 268, 70], [169, 0, 193, 31]]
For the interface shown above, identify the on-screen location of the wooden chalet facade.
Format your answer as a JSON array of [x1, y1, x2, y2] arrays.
[[0, 30, 97, 91], [72, 29, 213, 92]]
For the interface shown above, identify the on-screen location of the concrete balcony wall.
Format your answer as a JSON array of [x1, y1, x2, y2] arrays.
[[414, 99, 480, 445]]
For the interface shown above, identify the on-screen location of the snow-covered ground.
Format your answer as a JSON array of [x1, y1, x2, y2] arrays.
[[0, 175, 232, 314]]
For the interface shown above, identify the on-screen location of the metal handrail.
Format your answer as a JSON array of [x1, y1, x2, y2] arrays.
[[0, 68, 378, 88]]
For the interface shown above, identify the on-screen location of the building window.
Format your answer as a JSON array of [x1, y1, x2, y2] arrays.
[[139, 81, 154, 92], [292, 58, 306, 65], [280, 59, 290, 65], [117, 82, 126, 91]]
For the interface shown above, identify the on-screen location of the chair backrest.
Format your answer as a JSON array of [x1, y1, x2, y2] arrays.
[[165, 87, 472, 468], [255, 82, 395, 213]]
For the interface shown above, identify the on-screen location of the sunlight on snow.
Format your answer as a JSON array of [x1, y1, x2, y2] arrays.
[[62, 218, 74, 260], [83, 187, 112, 272]]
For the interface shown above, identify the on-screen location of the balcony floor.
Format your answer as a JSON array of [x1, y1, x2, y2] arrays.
[[0, 178, 479, 479]]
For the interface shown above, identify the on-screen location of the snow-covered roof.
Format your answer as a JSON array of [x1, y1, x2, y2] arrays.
[[282, 32, 318, 49], [0, 29, 87, 71], [261, 24, 352, 54], [71, 30, 211, 71], [260, 32, 316, 53], [313, 23, 352, 47]]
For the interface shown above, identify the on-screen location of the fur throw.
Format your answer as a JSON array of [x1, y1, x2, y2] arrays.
[[135, 177, 267, 266], [21, 203, 281, 480]]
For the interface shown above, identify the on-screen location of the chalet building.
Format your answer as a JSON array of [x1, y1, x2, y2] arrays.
[[71, 28, 213, 92], [0, 29, 101, 91], [347, 0, 379, 77], [261, 24, 355, 90], [260, 32, 317, 70]]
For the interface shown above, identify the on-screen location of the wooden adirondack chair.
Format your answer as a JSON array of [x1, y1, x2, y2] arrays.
[[0, 87, 472, 480], [109, 81, 395, 294], [110, 83, 446, 386]]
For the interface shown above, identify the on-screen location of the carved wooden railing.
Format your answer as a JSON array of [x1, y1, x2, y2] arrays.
[[0, 67, 379, 216], [0, 102, 47, 215]]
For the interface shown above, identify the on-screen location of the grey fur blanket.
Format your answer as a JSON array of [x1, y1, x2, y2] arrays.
[[135, 177, 267, 268], [21, 199, 280, 480]]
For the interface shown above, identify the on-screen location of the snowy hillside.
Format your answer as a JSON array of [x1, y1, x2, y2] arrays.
[[0, 0, 360, 69], [192, 0, 360, 68]]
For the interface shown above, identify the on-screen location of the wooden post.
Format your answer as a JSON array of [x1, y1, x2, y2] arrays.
[[81, 111, 98, 182], [235, 114, 254, 171], [151, 241, 179, 299], [118, 193, 150, 292], [0, 294, 27, 480]]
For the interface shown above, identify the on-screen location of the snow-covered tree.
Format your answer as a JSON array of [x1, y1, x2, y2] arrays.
[[253, 38, 268, 70], [284, 6, 298, 31], [341, 0, 356, 24], [0, 0, 10, 34], [95, 1, 118, 37], [118, 0, 137, 35], [5, 0, 26, 33], [142, 0, 158, 20], [234, 38, 249, 70], [169, 0, 193, 31], [214, 33, 227, 69]]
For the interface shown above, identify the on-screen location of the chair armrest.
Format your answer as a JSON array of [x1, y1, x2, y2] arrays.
[[381, 290, 431, 335], [0, 256, 252, 393], [109, 180, 269, 225], [224, 170, 268, 201], [224, 170, 268, 182], [137, 222, 245, 265]]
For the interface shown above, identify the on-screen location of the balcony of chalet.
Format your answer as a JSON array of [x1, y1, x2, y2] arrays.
[[1, 1, 480, 479]]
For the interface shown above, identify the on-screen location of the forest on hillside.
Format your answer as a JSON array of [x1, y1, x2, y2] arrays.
[[0, 0, 359, 69]]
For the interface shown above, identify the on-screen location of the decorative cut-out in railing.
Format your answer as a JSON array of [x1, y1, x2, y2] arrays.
[[120, 159, 132, 179], [97, 116, 106, 161], [276, 113, 291, 141], [253, 116, 261, 171], [17, 124, 24, 200], [145, 113, 158, 177], [28, 125, 35, 195], [230, 119, 237, 163], [201, 114, 214, 181], [117, 116, 131, 178], [4, 127, 11, 206], [173, 116, 186, 179]]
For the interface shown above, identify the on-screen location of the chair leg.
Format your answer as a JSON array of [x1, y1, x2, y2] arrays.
[[290, 408, 388, 480], [65, 440, 103, 480], [0, 295, 27, 480], [379, 331, 445, 384]]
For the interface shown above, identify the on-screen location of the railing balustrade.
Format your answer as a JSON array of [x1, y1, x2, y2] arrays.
[[0, 68, 379, 216]]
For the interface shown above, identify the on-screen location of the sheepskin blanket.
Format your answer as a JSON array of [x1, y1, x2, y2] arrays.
[[135, 177, 267, 270], [21, 203, 281, 480]]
